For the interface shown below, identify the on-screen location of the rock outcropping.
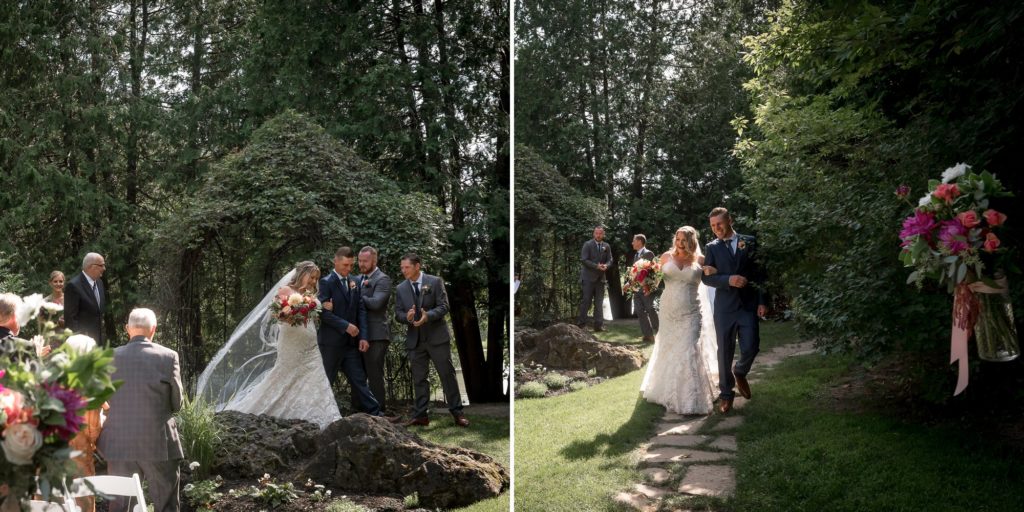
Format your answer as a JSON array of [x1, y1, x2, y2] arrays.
[[515, 323, 646, 377], [213, 412, 508, 509]]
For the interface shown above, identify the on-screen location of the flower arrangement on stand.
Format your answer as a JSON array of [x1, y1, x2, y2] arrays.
[[0, 295, 119, 511], [897, 163, 1018, 395], [623, 259, 664, 299]]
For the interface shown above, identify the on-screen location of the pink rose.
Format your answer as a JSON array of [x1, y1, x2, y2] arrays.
[[1, 422, 43, 465], [983, 232, 1000, 253], [933, 183, 961, 204], [984, 209, 1007, 227], [957, 211, 981, 229], [0, 388, 24, 423], [282, 306, 292, 315]]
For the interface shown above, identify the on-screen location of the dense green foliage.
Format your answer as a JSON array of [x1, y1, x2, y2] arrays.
[[0, 1, 508, 400], [515, 0, 773, 319], [736, 0, 1023, 368]]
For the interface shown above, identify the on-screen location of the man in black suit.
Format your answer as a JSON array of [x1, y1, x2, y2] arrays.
[[317, 246, 382, 416], [65, 252, 107, 344]]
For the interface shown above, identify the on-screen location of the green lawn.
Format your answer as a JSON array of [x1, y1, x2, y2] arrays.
[[731, 352, 1024, 512], [417, 413, 510, 512]]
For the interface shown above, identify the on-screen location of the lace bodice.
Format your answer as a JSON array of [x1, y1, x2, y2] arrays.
[[661, 259, 702, 317]]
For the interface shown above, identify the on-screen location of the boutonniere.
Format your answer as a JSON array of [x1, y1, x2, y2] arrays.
[[348, 280, 357, 290], [422, 284, 432, 294], [737, 239, 747, 251], [363, 279, 371, 287]]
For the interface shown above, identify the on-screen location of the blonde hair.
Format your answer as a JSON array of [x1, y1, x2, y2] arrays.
[[289, 261, 321, 292], [674, 226, 703, 259], [49, 270, 65, 282]]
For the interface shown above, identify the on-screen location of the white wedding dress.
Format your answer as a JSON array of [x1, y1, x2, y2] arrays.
[[223, 320, 342, 429], [640, 259, 719, 414]]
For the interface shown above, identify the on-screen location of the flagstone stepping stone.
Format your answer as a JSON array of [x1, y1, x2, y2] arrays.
[[641, 468, 672, 485], [648, 434, 708, 448], [677, 465, 735, 497], [707, 435, 736, 451], [732, 396, 749, 409], [613, 491, 653, 511], [710, 416, 744, 432], [654, 417, 707, 436], [633, 483, 669, 499], [640, 448, 735, 467]]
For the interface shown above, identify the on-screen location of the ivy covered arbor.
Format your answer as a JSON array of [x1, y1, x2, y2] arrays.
[[150, 110, 446, 390]]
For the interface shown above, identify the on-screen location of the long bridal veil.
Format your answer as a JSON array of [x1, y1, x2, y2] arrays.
[[697, 280, 720, 397], [196, 269, 295, 410]]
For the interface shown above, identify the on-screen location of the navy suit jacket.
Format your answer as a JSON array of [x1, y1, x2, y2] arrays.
[[700, 234, 767, 315], [317, 271, 368, 347]]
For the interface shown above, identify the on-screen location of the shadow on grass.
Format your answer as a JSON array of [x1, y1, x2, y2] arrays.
[[558, 395, 662, 461]]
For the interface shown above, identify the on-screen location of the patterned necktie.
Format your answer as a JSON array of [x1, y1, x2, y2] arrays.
[[92, 281, 100, 306]]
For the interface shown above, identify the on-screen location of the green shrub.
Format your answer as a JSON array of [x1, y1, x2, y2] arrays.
[[175, 395, 222, 478], [326, 499, 370, 512], [183, 477, 223, 512], [569, 381, 589, 392], [517, 381, 549, 398], [542, 373, 571, 389]]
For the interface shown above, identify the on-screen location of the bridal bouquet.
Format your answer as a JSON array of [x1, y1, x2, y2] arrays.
[[270, 293, 321, 327], [897, 163, 1018, 394], [1, 295, 118, 510], [624, 258, 664, 298]]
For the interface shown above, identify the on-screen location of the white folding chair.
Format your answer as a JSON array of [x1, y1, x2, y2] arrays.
[[27, 500, 67, 512], [67, 474, 147, 512]]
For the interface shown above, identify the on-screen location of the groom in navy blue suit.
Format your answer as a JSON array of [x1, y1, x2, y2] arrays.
[[700, 207, 768, 413], [317, 246, 382, 416]]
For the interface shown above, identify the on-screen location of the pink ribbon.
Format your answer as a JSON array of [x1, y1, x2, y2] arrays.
[[950, 278, 1007, 395]]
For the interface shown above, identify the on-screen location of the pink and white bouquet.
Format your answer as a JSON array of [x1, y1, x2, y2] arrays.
[[270, 293, 321, 327], [1, 296, 118, 509], [624, 258, 664, 298], [897, 163, 1018, 394]]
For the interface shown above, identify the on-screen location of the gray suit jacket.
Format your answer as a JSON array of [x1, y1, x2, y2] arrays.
[[98, 336, 184, 462], [394, 273, 451, 350], [633, 247, 656, 263], [580, 239, 613, 283], [360, 267, 392, 341]]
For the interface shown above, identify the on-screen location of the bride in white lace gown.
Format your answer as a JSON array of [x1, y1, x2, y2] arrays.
[[640, 226, 719, 414], [198, 261, 342, 429]]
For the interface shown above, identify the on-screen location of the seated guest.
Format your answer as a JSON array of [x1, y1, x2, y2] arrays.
[[64, 334, 106, 512], [98, 308, 184, 512]]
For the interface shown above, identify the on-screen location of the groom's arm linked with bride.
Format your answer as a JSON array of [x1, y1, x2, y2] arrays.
[[700, 208, 768, 413]]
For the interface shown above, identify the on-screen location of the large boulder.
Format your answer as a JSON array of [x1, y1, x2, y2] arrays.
[[213, 412, 508, 509], [516, 323, 645, 377]]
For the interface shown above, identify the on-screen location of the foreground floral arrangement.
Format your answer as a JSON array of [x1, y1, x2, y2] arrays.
[[897, 163, 1019, 395], [0, 295, 119, 509]]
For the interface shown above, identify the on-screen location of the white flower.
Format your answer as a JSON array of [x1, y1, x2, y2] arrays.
[[183, 484, 194, 492], [41, 302, 63, 314], [1, 423, 43, 465], [941, 162, 970, 183], [918, 194, 933, 207], [287, 294, 303, 306], [15, 293, 43, 326], [64, 334, 97, 355], [189, 461, 201, 471]]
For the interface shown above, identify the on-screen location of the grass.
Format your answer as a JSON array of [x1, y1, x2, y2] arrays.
[[542, 373, 571, 389], [730, 351, 1024, 511], [175, 395, 222, 479], [518, 381, 549, 398], [514, 361, 663, 511], [417, 413, 510, 512]]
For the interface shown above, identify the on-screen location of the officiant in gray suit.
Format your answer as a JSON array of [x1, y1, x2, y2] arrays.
[[395, 253, 468, 428], [631, 234, 659, 343], [577, 225, 613, 331]]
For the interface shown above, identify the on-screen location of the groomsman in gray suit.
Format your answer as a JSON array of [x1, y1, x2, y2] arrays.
[[577, 225, 613, 331], [631, 234, 659, 342], [357, 246, 393, 413], [98, 308, 184, 512], [395, 254, 468, 428]]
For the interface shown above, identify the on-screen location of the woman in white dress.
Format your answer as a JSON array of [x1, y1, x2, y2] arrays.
[[640, 226, 719, 415], [198, 261, 342, 429]]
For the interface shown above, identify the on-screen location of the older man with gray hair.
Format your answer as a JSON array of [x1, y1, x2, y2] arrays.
[[65, 252, 107, 343], [98, 308, 184, 512], [0, 292, 23, 341]]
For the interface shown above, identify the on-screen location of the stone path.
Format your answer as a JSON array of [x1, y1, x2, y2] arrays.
[[613, 340, 815, 511]]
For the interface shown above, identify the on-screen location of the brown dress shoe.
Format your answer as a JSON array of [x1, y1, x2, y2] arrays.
[[405, 417, 429, 427], [453, 414, 470, 427], [719, 398, 733, 414], [735, 374, 752, 399], [385, 415, 404, 424]]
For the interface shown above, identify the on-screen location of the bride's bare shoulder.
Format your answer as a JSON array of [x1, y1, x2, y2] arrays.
[[277, 285, 295, 298], [659, 252, 672, 264]]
